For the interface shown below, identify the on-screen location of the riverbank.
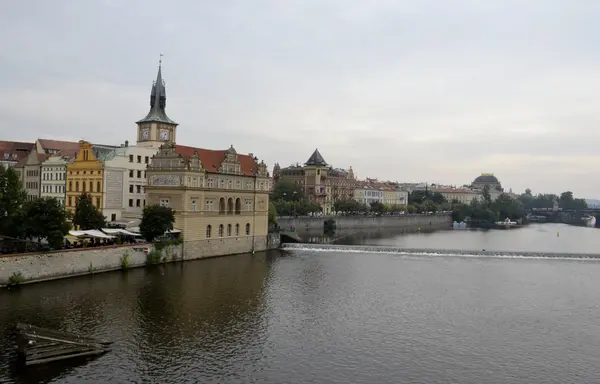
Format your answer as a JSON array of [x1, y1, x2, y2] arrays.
[[277, 213, 451, 231], [0, 233, 281, 287]]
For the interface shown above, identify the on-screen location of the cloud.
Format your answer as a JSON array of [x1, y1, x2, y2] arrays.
[[1, 0, 600, 197]]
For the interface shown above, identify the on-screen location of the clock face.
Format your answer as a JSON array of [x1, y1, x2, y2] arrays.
[[159, 129, 169, 141], [141, 128, 150, 140]]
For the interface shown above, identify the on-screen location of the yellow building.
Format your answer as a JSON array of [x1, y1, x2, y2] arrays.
[[140, 63, 271, 258], [65, 141, 105, 212], [432, 187, 480, 205]]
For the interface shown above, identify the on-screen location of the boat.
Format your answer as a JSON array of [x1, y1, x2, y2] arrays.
[[494, 217, 518, 228]]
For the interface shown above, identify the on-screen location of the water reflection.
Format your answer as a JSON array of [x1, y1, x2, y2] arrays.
[[298, 227, 440, 245], [0, 252, 276, 383]]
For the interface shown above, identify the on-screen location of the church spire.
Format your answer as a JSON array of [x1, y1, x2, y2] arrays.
[[137, 55, 177, 125]]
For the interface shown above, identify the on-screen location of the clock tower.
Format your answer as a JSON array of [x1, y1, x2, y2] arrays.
[[136, 58, 178, 148]]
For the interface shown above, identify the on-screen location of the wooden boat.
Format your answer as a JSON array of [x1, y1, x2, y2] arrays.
[[15, 323, 112, 367]]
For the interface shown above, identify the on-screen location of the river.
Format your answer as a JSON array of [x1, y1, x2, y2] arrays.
[[2, 223, 600, 383]]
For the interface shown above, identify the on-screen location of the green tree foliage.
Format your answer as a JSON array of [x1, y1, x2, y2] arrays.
[[268, 201, 278, 230], [140, 204, 175, 242], [482, 185, 492, 207], [518, 189, 588, 211], [408, 190, 427, 205], [559, 191, 588, 210], [272, 181, 303, 202], [73, 193, 105, 230], [452, 194, 524, 225], [0, 165, 27, 238], [334, 198, 367, 213], [22, 198, 72, 249], [430, 192, 446, 205], [369, 201, 386, 214], [274, 199, 322, 216], [492, 193, 525, 220]]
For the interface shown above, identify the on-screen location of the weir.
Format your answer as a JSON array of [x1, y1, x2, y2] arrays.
[[281, 243, 600, 260]]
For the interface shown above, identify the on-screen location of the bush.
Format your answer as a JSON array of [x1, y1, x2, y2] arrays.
[[8, 271, 25, 286], [120, 250, 130, 270], [146, 249, 163, 265]]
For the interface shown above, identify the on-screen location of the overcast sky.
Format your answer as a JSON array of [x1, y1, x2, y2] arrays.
[[2, 0, 599, 197]]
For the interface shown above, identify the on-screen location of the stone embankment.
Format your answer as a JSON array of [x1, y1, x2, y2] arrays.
[[277, 213, 451, 231]]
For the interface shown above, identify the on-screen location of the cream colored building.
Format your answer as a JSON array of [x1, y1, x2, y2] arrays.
[[40, 155, 72, 206], [14, 149, 46, 201], [139, 63, 271, 258], [432, 188, 480, 204], [100, 142, 158, 224]]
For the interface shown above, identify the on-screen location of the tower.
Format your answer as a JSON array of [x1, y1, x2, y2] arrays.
[[136, 57, 178, 148]]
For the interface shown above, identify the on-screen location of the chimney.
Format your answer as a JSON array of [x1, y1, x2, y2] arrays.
[[125, 140, 129, 147], [248, 153, 254, 158]]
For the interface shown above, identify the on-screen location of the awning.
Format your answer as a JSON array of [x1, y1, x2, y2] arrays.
[[102, 228, 142, 237], [68, 230, 115, 239], [123, 227, 180, 235]]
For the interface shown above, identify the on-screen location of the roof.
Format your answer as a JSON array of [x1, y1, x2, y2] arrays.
[[473, 174, 499, 183], [137, 64, 177, 125], [433, 188, 478, 194], [0, 140, 34, 163], [305, 148, 327, 166], [175, 145, 258, 176], [37, 139, 81, 157]]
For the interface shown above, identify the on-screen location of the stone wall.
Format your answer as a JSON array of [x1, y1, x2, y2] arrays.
[[182, 235, 268, 259], [277, 214, 451, 231], [0, 244, 182, 287]]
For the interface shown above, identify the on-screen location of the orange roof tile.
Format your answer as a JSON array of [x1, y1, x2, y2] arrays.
[[175, 145, 258, 176], [37, 139, 81, 155]]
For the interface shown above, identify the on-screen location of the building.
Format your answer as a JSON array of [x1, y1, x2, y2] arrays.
[[0, 141, 34, 168], [36, 139, 80, 157], [354, 180, 384, 206], [273, 149, 355, 214], [14, 148, 48, 201], [140, 62, 271, 258], [40, 155, 73, 206], [100, 141, 158, 223], [65, 141, 113, 212], [431, 187, 480, 205]]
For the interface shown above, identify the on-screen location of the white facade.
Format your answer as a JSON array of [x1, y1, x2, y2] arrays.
[[353, 184, 384, 206], [40, 156, 71, 206], [395, 189, 409, 206], [102, 145, 158, 223]]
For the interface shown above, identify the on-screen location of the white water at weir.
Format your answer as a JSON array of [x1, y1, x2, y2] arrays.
[[281, 243, 600, 261]]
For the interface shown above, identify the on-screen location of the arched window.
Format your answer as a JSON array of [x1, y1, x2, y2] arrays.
[[97, 181, 101, 192], [68, 181, 72, 192], [227, 224, 232, 236], [245, 223, 250, 235], [227, 197, 234, 214], [235, 198, 241, 214], [206, 225, 212, 238], [219, 197, 226, 214], [218, 224, 224, 237], [89, 181, 93, 192], [235, 223, 239, 236], [75, 181, 79, 192], [82, 181, 86, 192]]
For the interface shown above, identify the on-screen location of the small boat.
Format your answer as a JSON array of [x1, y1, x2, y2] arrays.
[[495, 217, 518, 228]]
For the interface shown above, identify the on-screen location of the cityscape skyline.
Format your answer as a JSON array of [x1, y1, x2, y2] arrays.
[[2, 1, 599, 197]]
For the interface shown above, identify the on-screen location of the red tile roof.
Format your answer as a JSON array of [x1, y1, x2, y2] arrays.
[[0, 140, 34, 163], [175, 145, 258, 176], [37, 139, 80, 156]]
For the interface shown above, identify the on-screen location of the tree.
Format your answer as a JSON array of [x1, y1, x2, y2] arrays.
[[430, 192, 446, 205], [140, 204, 175, 242], [73, 193, 105, 230], [0, 165, 27, 238], [492, 193, 525, 220], [272, 181, 303, 202], [22, 197, 71, 249], [482, 185, 492, 207], [369, 201, 386, 214], [409, 191, 427, 205], [268, 201, 278, 230]]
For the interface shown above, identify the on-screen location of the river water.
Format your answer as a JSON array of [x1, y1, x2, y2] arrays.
[[2, 223, 600, 383]]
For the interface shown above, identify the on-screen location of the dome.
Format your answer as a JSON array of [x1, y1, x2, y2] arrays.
[[473, 174, 499, 183]]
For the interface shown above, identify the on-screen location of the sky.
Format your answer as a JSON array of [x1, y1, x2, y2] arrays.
[[2, 0, 600, 198]]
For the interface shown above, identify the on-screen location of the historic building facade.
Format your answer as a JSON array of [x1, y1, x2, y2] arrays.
[[273, 149, 355, 214], [140, 63, 270, 258], [40, 155, 72, 206], [100, 141, 158, 223], [65, 141, 106, 212]]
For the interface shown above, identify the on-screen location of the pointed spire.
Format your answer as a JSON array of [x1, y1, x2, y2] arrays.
[[305, 148, 327, 166], [137, 55, 177, 125]]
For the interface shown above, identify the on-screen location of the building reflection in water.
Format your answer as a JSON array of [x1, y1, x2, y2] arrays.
[[0, 251, 276, 383], [297, 227, 441, 245]]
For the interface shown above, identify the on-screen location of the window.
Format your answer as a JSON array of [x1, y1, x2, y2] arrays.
[[97, 181, 101, 192], [246, 201, 252, 211], [191, 200, 197, 211], [137, 155, 141, 163], [145, 156, 149, 164], [75, 181, 79, 192], [95, 197, 100, 208], [160, 199, 169, 207], [245, 223, 251, 235], [236, 180, 241, 189], [129, 170, 134, 177], [135, 199, 140, 207], [207, 178, 214, 188], [143, 199, 146, 207], [136, 185, 141, 193], [218, 224, 224, 237], [235, 223, 239, 236], [206, 225, 212, 238], [111, 214, 116, 221], [137, 170, 141, 178], [205, 200, 213, 211], [129, 185, 134, 193], [228, 180, 232, 189], [227, 224, 232, 236], [129, 199, 133, 207], [68, 196, 72, 206], [129, 155, 134, 162]]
